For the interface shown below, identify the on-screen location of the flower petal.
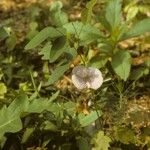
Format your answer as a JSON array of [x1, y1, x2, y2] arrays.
[[88, 68, 103, 90], [72, 66, 103, 90], [72, 65, 88, 78], [72, 74, 87, 89]]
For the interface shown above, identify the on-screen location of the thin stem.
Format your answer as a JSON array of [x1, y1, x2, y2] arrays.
[[29, 69, 41, 97]]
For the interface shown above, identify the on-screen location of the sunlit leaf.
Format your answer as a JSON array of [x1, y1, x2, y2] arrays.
[[105, 0, 122, 31], [91, 131, 111, 150], [114, 127, 135, 144], [89, 55, 109, 68], [46, 63, 69, 85], [81, 0, 97, 24], [0, 83, 7, 99], [64, 21, 103, 44], [121, 18, 150, 40], [78, 111, 102, 127], [25, 27, 66, 50], [0, 94, 28, 138], [50, 1, 68, 26], [38, 42, 52, 60], [111, 50, 131, 81]]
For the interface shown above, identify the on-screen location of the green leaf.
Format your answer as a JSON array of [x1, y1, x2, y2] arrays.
[[121, 18, 150, 40], [27, 98, 52, 113], [126, 6, 139, 21], [89, 55, 108, 68], [44, 121, 58, 131], [77, 137, 91, 150], [25, 27, 66, 50], [50, 1, 68, 26], [38, 42, 52, 60], [78, 111, 102, 127], [26, 22, 39, 40], [64, 21, 103, 44], [0, 83, 7, 99], [105, 0, 122, 31], [46, 63, 69, 85], [21, 128, 34, 143], [63, 101, 76, 116], [6, 33, 17, 51], [111, 50, 131, 81], [8, 94, 29, 116], [81, 0, 97, 24], [49, 36, 67, 63], [91, 131, 111, 150], [0, 94, 28, 138], [0, 27, 10, 40], [114, 127, 135, 144]]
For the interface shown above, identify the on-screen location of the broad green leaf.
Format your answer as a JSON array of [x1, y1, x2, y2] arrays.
[[46, 63, 69, 85], [121, 18, 150, 40], [49, 36, 67, 63], [0, 106, 22, 138], [105, 0, 122, 31], [50, 1, 68, 26], [0, 83, 7, 99], [91, 131, 111, 150], [63, 101, 76, 116], [38, 42, 52, 60], [81, 0, 97, 24], [111, 50, 131, 81], [77, 137, 91, 150], [0, 27, 10, 40], [114, 127, 135, 144], [78, 111, 102, 127], [25, 27, 66, 49], [64, 21, 103, 44], [89, 55, 109, 68], [8, 94, 29, 116], [27, 98, 52, 113], [0, 94, 29, 138]]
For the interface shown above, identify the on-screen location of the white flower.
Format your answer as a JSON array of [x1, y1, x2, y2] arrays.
[[72, 66, 103, 90]]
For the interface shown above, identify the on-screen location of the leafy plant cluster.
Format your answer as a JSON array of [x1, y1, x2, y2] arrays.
[[0, 0, 150, 149]]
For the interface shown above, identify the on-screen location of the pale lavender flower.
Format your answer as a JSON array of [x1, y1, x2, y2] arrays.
[[72, 66, 103, 90]]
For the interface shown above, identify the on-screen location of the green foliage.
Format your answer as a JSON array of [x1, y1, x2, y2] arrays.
[[46, 63, 69, 85], [0, 83, 7, 99], [0, 92, 59, 139], [111, 50, 132, 81], [89, 55, 108, 68], [105, 0, 122, 32], [0, 94, 28, 138], [78, 111, 102, 127], [25, 27, 66, 49], [0, 0, 149, 149], [121, 18, 150, 40], [114, 127, 135, 144], [50, 1, 68, 26], [38, 42, 52, 60], [64, 21, 103, 44], [6, 32, 17, 51], [0, 27, 10, 40], [81, 0, 97, 24], [91, 131, 111, 150]]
